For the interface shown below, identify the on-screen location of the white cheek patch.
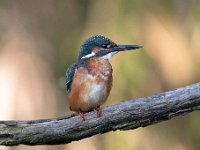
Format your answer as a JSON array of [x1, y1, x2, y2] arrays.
[[81, 51, 118, 60], [81, 52, 95, 60]]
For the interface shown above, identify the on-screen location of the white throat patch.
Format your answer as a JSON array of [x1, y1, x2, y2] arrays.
[[102, 52, 117, 60]]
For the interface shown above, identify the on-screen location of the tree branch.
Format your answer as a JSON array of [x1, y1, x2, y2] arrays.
[[0, 82, 200, 146]]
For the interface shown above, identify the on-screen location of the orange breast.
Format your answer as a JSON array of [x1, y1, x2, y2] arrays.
[[69, 57, 113, 112]]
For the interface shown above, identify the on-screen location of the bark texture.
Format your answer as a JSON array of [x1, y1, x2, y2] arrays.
[[0, 82, 200, 146]]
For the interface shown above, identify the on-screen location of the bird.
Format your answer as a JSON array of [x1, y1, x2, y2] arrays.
[[66, 35, 143, 120]]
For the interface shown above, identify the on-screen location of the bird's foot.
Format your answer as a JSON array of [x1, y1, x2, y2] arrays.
[[79, 111, 85, 121], [95, 106, 102, 117]]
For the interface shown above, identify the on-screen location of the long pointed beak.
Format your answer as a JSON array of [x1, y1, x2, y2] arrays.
[[94, 44, 143, 58], [113, 44, 143, 52]]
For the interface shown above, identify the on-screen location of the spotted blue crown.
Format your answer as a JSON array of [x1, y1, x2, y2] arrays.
[[78, 35, 114, 60]]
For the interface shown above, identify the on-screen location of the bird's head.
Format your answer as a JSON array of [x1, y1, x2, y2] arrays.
[[78, 35, 143, 60]]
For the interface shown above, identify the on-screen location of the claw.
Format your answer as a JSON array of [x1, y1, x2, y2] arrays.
[[79, 111, 85, 121], [95, 106, 102, 117]]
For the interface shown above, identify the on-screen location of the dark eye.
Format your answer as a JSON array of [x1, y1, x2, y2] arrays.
[[102, 44, 111, 48], [102, 44, 108, 48]]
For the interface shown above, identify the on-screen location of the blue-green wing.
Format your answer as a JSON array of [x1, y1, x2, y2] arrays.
[[66, 63, 77, 94]]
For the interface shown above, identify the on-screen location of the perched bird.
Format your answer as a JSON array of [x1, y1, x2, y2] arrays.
[[66, 35, 142, 119]]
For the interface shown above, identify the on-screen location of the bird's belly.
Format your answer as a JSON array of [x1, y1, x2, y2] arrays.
[[69, 74, 111, 112], [71, 81, 108, 112], [82, 83, 107, 106]]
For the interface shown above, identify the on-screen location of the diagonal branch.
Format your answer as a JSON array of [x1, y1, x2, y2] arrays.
[[0, 82, 200, 146]]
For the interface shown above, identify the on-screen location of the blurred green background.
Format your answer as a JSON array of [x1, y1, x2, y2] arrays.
[[0, 0, 200, 150]]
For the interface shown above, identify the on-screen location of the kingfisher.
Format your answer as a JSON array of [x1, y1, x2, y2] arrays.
[[66, 35, 143, 120]]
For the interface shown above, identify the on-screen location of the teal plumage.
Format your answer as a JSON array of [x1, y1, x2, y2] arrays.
[[66, 63, 77, 94], [78, 35, 114, 60]]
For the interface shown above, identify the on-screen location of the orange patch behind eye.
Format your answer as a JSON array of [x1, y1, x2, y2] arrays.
[[92, 47, 101, 53]]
